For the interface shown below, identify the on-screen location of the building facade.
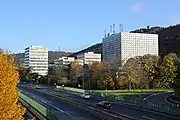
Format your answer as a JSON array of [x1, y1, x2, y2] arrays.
[[25, 46, 48, 76], [77, 52, 101, 65], [103, 32, 158, 65], [54, 57, 75, 66]]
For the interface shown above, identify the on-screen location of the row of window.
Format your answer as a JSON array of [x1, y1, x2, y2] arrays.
[[30, 50, 47, 52], [29, 60, 48, 62], [33, 69, 48, 71], [31, 66, 48, 68], [30, 58, 48, 60], [30, 54, 48, 56], [29, 63, 48, 65]]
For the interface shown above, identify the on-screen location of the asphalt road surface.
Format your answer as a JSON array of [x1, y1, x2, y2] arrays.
[[37, 87, 180, 120], [20, 87, 100, 120], [146, 92, 170, 105], [19, 84, 180, 120]]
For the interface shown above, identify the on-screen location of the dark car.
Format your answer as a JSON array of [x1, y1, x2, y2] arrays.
[[96, 101, 111, 109]]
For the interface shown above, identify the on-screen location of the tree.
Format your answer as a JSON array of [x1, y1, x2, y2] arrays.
[[107, 59, 122, 89], [69, 61, 83, 87], [47, 66, 56, 85], [159, 53, 177, 88], [90, 62, 110, 89], [172, 55, 180, 96], [17, 67, 25, 81], [21, 67, 32, 81], [31, 73, 39, 81], [103, 77, 115, 90], [141, 55, 161, 88], [141, 54, 177, 89], [0, 51, 25, 119], [82, 64, 91, 89], [122, 58, 142, 90]]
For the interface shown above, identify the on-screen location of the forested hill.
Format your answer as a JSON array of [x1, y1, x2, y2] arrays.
[[131, 24, 180, 55], [69, 43, 102, 58], [70, 24, 180, 57], [13, 51, 72, 67]]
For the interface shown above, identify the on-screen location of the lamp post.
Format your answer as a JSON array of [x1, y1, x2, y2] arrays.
[[83, 64, 90, 90]]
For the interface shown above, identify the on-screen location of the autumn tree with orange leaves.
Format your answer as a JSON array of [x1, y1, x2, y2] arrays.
[[90, 62, 110, 89], [69, 61, 83, 86], [0, 50, 25, 120]]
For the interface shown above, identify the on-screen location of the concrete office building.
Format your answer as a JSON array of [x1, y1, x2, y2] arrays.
[[77, 52, 101, 65], [25, 46, 48, 76], [103, 32, 158, 66], [54, 56, 75, 66]]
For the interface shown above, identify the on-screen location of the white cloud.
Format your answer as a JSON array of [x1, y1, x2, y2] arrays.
[[131, 2, 146, 12]]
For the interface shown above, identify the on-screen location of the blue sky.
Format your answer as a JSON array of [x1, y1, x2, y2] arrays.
[[0, 0, 180, 53]]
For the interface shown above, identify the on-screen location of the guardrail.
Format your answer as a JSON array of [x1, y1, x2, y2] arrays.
[[19, 98, 44, 120], [167, 94, 180, 104], [19, 93, 62, 120], [51, 93, 135, 120], [56, 86, 172, 93], [29, 88, 135, 120]]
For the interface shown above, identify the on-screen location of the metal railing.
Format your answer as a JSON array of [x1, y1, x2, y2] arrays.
[[19, 93, 62, 120]]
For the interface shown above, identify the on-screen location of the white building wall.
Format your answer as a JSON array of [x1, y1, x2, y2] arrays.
[[54, 57, 75, 66], [77, 52, 101, 65], [103, 32, 158, 66], [121, 32, 158, 63], [25, 46, 48, 76]]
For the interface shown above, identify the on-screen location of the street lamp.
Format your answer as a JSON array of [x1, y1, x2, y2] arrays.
[[62, 84, 64, 90]]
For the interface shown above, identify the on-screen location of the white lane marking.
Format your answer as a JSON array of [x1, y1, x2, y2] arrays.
[[49, 104, 75, 118], [142, 116, 156, 120], [25, 92, 29, 94], [49, 104, 64, 112], [63, 94, 70, 96], [41, 100, 47, 103]]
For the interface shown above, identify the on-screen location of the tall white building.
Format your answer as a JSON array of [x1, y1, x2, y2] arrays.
[[77, 52, 101, 65], [54, 57, 75, 66], [25, 46, 48, 76], [103, 32, 158, 66]]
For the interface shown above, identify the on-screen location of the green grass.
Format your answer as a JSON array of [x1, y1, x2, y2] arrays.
[[90, 89, 173, 93], [56, 86, 173, 102]]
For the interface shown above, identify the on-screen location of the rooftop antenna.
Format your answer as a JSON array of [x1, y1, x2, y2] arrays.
[[113, 24, 115, 34], [58, 46, 61, 52], [110, 25, 112, 34], [104, 30, 107, 38], [119, 24, 123, 32]]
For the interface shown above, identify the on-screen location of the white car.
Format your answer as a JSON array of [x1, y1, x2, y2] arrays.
[[80, 93, 91, 99]]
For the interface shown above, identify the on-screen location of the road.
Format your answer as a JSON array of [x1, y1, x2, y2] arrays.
[[145, 92, 180, 113], [20, 87, 100, 120], [19, 85, 180, 120], [146, 92, 170, 105]]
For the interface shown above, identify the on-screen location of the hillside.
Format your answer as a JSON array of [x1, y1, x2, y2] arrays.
[[13, 53, 25, 67], [48, 51, 72, 63], [71, 24, 180, 57], [131, 24, 180, 55], [13, 51, 72, 67], [69, 43, 102, 58]]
